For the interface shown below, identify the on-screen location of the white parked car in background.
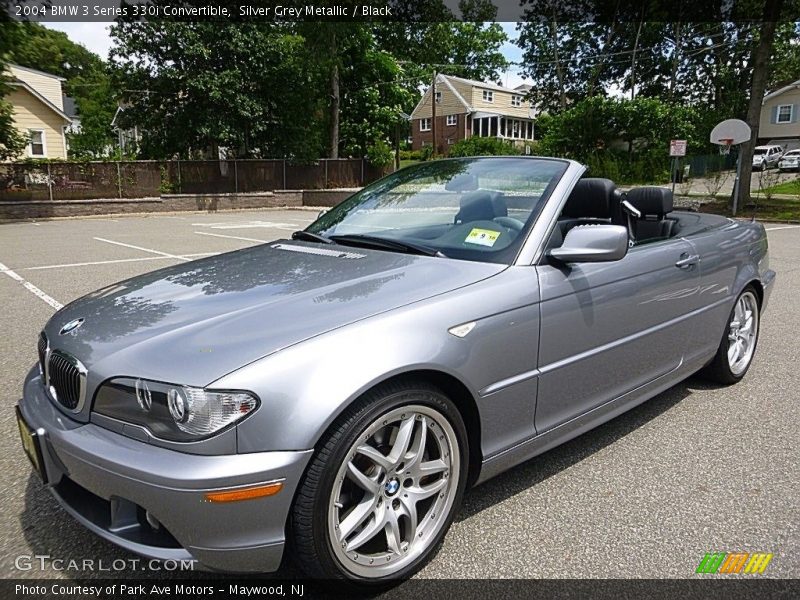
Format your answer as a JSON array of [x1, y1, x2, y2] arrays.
[[752, 145, 783, 170], [778, 149, 800, 171]]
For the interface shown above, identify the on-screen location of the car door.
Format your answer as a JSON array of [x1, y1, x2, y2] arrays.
[[534, 238, 701, 433]]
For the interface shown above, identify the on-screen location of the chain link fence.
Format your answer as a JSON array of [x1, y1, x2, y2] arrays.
[[0, 159, 384, 202]]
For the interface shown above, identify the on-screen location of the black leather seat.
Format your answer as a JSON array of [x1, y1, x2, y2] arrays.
[[455, 191, 507, 223], [626, 187, 675, 242], [562, 178, 617, 220]]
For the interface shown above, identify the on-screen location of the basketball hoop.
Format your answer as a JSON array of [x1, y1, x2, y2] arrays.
[[719, 138, 733, 155]]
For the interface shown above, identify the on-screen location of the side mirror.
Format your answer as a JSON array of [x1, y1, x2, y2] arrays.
[[548, 224, 629, 263]]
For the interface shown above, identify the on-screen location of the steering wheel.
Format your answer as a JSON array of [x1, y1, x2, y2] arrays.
[[493, 216, 524, 232]]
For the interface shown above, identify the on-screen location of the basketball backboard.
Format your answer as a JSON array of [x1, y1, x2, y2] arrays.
[[710, 119, 751, 146]]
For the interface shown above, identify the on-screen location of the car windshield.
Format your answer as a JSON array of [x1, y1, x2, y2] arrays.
[[754, 148, 767, 155], [304, 157, 568, 264]]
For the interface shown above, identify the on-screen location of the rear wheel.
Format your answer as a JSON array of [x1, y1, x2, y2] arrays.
[[291, 382, 467, 584], [703, 287, 760, 384]]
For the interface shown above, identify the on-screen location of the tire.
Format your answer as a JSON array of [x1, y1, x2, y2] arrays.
[[702, 286, 760, 384], [290, 380, 468, 584]]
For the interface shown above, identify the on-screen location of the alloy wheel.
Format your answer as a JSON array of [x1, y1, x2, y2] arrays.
[[327, 404, 460, 578], [727, 291, 759, 376]]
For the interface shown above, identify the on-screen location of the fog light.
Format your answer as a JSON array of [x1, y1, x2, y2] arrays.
[[167, 388, 187, 423]]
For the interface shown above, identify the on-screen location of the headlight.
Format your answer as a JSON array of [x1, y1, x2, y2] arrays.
[[94, 378, 259, 442]]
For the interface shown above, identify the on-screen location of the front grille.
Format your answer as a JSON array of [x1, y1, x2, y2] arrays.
[[48, 352, 83, 410], [37, 332, 47, 375]]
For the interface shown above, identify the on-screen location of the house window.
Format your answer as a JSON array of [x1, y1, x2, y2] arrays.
[[446, 114, 457, 126], [511, 95, 522, 107], [482, 90, 494, 102], [447, 138, 453, 145], [434, 91, 442, 103], [28, 130, 45, 157], [420, 118, 431, 132], [777, 104, 793, 123]]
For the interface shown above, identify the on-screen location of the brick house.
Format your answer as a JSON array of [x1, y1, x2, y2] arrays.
[[410, 74, 535, 155]]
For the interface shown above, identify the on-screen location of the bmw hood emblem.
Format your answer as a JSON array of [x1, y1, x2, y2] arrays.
[[59, 318, 85, 335]]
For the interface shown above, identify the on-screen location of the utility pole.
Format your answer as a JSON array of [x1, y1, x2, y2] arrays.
[[431, 69, 437, 157]]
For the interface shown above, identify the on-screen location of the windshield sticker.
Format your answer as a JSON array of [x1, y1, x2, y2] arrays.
[[465, 228, 500, 247]]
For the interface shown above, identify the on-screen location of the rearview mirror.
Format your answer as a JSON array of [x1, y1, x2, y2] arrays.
[[548, 224, 628, 263]]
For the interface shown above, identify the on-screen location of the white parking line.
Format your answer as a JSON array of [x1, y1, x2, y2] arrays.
[[94, 237, 191, 262], [0, 261, 63, 310], [25, 252, 219, 271], [765, 225, 800, 231], [194, 231, 268, 244], [191, 220, 297, 230]]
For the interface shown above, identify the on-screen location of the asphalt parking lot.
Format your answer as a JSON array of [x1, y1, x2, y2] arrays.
[[0, 209, 797, 581]]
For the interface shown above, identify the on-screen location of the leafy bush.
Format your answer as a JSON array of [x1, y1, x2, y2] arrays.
[[366, 139, 394, 168], [538, 96, 706, 184], [448, 136, 521, 157], [399, 149, 424, 161]]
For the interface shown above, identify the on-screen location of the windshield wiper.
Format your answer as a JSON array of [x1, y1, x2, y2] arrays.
[[329, 234, 446, 257], [291, 230, 334, 245]]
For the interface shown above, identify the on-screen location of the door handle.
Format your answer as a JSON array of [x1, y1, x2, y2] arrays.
[[675, 254, 700, 269]]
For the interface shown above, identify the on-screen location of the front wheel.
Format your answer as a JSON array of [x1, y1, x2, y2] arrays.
[[290, 382, 468, 583], [702, 287, 760, 384]]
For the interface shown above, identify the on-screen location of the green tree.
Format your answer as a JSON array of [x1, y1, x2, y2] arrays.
[[3, 22, 117, 157], [374, 0, 509, 101], [110, 20, 322, 159], [539, 96, 701, 183], [0, 20, 29, 160]]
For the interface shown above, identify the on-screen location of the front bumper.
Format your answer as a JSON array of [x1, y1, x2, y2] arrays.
[[18, 367, 312, 573]]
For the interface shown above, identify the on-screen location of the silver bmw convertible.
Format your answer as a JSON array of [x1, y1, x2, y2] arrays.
[[17, 157, 774, 583]]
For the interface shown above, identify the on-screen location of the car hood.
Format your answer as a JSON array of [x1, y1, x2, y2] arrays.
[[44, 240, 504, 387]]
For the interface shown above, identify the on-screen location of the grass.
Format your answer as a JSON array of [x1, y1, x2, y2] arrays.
[[699, 196, 800, 221], [760, 177, 800, 196]]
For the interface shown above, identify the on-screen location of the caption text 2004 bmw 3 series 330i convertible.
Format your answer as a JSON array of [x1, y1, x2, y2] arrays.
[[17, 157, 774, 584]]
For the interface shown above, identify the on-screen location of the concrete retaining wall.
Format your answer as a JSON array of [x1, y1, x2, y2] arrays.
[[0, 189, 355, 221]]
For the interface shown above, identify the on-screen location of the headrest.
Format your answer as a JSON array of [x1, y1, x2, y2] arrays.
[[626, 187, 673, 217], [563, 178, 615, 219], [457, 191, 496, 222]]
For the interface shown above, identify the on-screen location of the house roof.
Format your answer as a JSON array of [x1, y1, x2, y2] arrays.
[[410, 74, 532, 120], [8, 63, 67, 82], [443, 74, 525, 95], [8, 80, 71, 122], [409, 74, 472, 119], [763, 79, 800, 103]]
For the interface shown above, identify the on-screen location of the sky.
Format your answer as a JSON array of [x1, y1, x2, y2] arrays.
[[43, 22, 533, 89]]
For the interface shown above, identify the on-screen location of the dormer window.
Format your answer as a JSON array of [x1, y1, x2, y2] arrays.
[[511, 95, 522, 107], [482, 90, 494, 102]]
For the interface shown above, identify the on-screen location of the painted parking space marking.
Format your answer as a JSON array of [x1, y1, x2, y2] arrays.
[[765, 225, 800, 231], [194, 231, 269, 244], [25, 252, 218, 271], [0, 261, 63, 310], [93, 237, 192, 262], [190, 220, 297, 231]]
